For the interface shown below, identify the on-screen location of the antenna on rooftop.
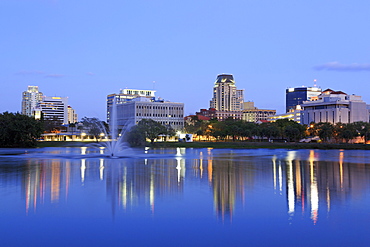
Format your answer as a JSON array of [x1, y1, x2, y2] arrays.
[[153, 81, 156, 90], [313, 79, 317, 87]]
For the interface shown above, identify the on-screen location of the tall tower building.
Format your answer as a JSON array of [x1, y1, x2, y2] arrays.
[[21, 86, 43, 117], [286, 86, 322, 113], [210, 74, 244, 111]]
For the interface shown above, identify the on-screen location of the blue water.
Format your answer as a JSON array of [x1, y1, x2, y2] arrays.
[[0, 147, 369, 246]]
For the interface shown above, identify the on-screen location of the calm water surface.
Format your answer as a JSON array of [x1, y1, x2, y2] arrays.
[[0, 147, 369, 246]]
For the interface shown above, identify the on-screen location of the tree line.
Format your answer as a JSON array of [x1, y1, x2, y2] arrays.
[[2, 109, 370, 148], [185, 117, 370, 143]]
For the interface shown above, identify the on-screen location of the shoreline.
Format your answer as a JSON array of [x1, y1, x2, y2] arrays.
[[36, 141, 370, 150]]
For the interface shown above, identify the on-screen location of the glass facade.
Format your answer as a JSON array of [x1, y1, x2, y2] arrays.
[[286, 87, 321, 113]]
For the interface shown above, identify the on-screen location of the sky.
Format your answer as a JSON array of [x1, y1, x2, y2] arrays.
[[1, 0, 370, 120]]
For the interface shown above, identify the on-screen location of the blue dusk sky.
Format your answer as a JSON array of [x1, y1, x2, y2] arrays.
[[1, 0, 370, 120]]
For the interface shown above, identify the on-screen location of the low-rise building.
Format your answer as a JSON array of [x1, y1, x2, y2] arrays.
[[107, 89, 156, 122], [242, 102, 276, 122], [301, 89, 369, 124], [196, 108, 242, 120]]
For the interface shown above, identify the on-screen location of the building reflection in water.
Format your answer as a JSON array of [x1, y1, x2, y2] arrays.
[[2, 148, 367, 223], [272, 149, 370, 225]]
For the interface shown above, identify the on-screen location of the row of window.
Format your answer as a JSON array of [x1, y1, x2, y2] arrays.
[[136, 113, 183, 117], [136, 105, 183, 110]]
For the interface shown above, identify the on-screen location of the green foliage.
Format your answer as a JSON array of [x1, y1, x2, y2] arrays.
[[126, 119, 168, 146], [126, 125, 146, 147], [316, 122, 334, 142], [0, 112, 43, 147]]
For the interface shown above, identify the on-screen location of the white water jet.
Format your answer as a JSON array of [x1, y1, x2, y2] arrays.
[[90, 97, 133, 157]]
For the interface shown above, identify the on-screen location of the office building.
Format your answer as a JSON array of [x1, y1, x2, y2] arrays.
[[210, 74, 244, 112], [208, 74, 244, 120], [21, 86, 43, 117], [107, 89, 156, 122], [242, 102, 276, 122], [114, 97, 184, 130], [36, 96, 69, 124], [301, 89, 369, 124], [286, 86, 322, 113], [108, 89, 184, 130], [268, 106, 303, 123]]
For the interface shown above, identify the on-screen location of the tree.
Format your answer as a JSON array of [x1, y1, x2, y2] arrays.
[[81, 117, 106, 141], [317, 122, 334, 142], [0, 112, 43, 147], [352, 121, 370, 143], [139, 119, 167, 143], [339, 123, 357, 143], [126, 125, 146, 146]]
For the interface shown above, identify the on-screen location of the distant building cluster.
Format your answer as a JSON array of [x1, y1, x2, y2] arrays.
[[21, 86, 77, 124], [20, 73, 370, 137]]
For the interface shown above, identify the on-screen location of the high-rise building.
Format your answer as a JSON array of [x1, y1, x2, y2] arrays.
[[36, 96, 69, 124], [21, 86, 43, 117], [286, 86, 322, 113], [208, 74, 244, 120], [210, 74, 244, 111]]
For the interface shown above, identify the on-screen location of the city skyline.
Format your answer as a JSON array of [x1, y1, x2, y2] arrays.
[[1, 1, 370, 119]]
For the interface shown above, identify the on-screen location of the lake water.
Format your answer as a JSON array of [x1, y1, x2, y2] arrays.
[[0, 147, 369, 246]]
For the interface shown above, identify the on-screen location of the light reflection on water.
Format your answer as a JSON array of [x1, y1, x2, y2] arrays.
[[0, 147, 370, 246]]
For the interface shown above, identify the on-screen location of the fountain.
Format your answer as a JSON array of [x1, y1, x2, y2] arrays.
[[89, 97, 133, 157]]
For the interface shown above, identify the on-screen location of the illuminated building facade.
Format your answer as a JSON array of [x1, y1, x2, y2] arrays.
[[242, 102, 276, 122], [113, 97, 184, 130], [301, 89, 369, 124], [268, 107, 302, 123], [208, 74, 244, 120], [210, 74, 244, 111], [107, 89, 156, 122], [21, 86, 43, 117], [286, 86, 322, 113], [36, 96, 69, 124], [67, 106, 78, 123]]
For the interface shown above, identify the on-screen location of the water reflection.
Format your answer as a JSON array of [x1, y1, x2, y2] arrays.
[[1, 148, 370, 225]]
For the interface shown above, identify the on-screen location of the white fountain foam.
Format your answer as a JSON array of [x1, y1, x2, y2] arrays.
[[89, 97, 133, 157]]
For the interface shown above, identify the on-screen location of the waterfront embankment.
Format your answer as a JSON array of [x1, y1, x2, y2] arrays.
[[37, 141, 370, 150]]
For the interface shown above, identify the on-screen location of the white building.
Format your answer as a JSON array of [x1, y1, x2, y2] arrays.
[[113, 97, 184, 130], [268, 107, 303, 123], [21, 86, 43, 117], [107, 89, 156, 122], [301, 89, 369, 125], [36, 96, 69, 124]]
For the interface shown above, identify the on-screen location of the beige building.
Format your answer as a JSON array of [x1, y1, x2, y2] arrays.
[[210, 74, 244, 112], [67, 106, 78, 124], [242, 102, 276, 122]]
